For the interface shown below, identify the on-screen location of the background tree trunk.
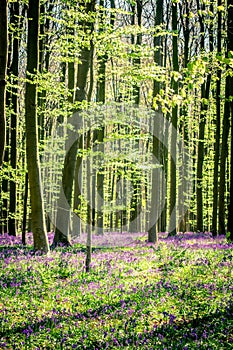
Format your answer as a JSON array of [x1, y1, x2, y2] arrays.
[[129, 0, 142, 233], [53, 0, 95, 246], [196, 0, 212, 232], [168, 0, 178, 236], [8, 2, 20, 236], [148, 0, 163, 243]]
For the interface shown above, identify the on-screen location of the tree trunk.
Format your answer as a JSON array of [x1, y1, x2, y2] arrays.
[[0, 0, 8, 167], [177, 0, 190, 233], [95, 0, 111, 234], [129, 0, 142, 233], [168, 1, 178, 236], [25, 0, 49, 253], [9, 2, 20, 236], [132, 0, 142, 105], [148, 0, 163, 243], [218, 86, 230, 235], [53, 0, 95, 246], [212, 0, 222, 236], [96, 126, 105, 234], [196, 0, 212, 232], [196, 80, 211, 232], [226, 0, 233, 240], [22, 172, 29, 245], [1, 128, 9, 234], [73, 136, 83, 236], [85, 129, 92, 272]]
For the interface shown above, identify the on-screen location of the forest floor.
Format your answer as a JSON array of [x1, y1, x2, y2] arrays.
[[0, 231, 233, 349]]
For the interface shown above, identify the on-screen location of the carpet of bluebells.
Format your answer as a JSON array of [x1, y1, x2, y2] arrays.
[[0, 231, 233, 349]]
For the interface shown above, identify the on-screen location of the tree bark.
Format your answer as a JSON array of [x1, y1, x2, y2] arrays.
[[129, 0, 142, 233], [177, 0, 190, 233], [148, 0, 163, 243], [25, 0, 49, 253], [218, 83, 230, 234], [22, 172, 29, 245], [226, 0, 233, 240], [196, 0, 212, 232], [212, 0, 222, 236], [9, 2, 20, 236], [168, 0, 178, 236], [85, 129, 92, 272], [0, 0, 8, 167]]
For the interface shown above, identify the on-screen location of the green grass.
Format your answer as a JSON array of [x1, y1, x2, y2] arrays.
[[0, 232, 233, 349]]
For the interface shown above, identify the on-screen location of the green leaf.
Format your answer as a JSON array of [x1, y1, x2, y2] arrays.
[[217, 5, 225, 12]]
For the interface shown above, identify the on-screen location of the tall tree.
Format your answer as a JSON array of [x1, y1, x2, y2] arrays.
[[178, 0, 190, 233], [168, 0, 179, 236], [212, 0, 222, 236], [53, 0, 95, 247], [0, 0, 8, 167], [218, 15, 231, 235], [95, 0, 112, 234], [8, 2, 20, 236], [148, 0, 163, 243], [196, 0, 212, 232], [129, 0, 142, 233], [25, 0, 49, 252], [227, 0, 233, 241]]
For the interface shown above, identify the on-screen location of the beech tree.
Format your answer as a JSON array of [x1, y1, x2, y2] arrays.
[[8, 2, 21, 236], [196, 0, 213, 232], [53, 0, 96, 248], [25, 0, 49, 252], [212, 0, 222, 236], [227, 0, 233, 241], [168, 0, 178, 236], [148, 0, 163, 243], [218, 8, 231, 235], [0, 0, 8, 167]]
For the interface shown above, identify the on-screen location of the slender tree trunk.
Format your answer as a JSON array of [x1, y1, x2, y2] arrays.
[[0, 0, 8, 167], [226, 0, 233, 239], [196, 0, 212, 232], [212, 0, 222, 236], [95, 0, 110, 234], [73, 136, 83, 236], [196, 80, 211, 232], [22, 172, 29, 245], [25, 0, 49, 253], [1, 2, 12, 234], [129, 0, 142, 233], [96, 126, 105, 234], [218, 87, 230, 234], [85, 129, 92, 272], [132, 0, 142, 105], [38, 2, 53, 145], [9, 3, 20, 236], [168, 1, 178, 236], [219, 160, 229, 234], [96, 0, 107, 104], [1, 127, 9, 234], [178, 0, 190, 233], [148, 0, 163, 243]]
